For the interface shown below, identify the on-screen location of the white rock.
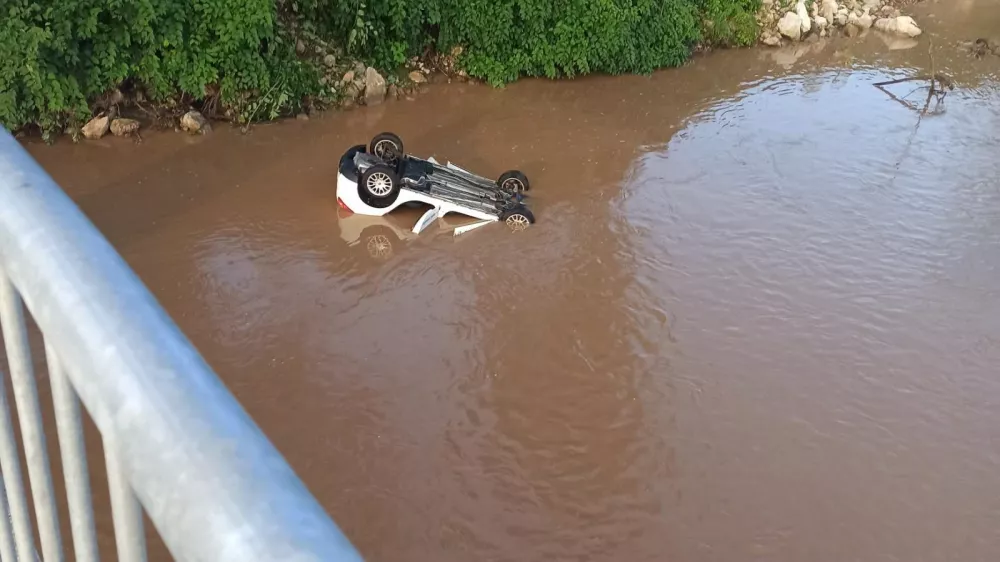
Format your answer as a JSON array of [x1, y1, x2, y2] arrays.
[[763, 33, 782, 47], [814, 15, 829, 30], [874, 15, 922, 37], [180, 110, 210, 134], [81, 115, 109, 140], [862, 0, 881, 10], [835, 11, 849, 26], [821, 0, 838, 22], [364, 67, 387, 105], [778, 12, 803, 41], [109, 118, 139, 137], [858, 13, 874, 29], [796, 1, 812, 34]]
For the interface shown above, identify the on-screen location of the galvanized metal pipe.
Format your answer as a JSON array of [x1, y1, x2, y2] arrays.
[[0, 273, 64, 562], [46, 344, 100, 562], [0, 367, 36, 559], [0, 128, 362, 561], [104, 439, 146, 562], [0, 480, 19, 562]]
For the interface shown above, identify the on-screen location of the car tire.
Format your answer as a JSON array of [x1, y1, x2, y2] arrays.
[[497, 170, 530, 193], [370, 132, 404, 165], [500, 205, 535, 230], [359, 165, 401, 208]]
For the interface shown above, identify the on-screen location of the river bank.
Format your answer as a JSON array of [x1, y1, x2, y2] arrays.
[[19, 1, 1000, 558]]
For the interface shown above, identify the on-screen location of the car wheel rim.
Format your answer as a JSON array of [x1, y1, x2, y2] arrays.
[[505, 214, 530, 230], [367, 172, 393, 197], [502, 178, 525, 192], [374, 140, 399, 162], [367, 235, 393, 258]]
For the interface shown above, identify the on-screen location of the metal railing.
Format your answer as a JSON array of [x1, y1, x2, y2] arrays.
[[0, 131, 364, 562]]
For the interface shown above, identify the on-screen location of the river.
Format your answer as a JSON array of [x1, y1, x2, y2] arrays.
[[18, 1, 1000, 560]]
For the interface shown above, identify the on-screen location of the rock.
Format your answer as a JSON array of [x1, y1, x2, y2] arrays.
[[810, 0, 819, 18], [862, 0, 881, 10], [354, 61, 366, 75], [388, 84, 399, 99], [874, 15, 922, 37], [342, 70, 355, 84], [846, 0, 857, 9], [879, 5, 895, 17], [296, 39, 306, 54], [408, 70, 427, 83], [845, 23, 861, 37], [324, 54, 336, 67], [364, 67, 387, 105], [778, 12, 802, 41], [180, 110, 210, 134], [762, 31, 782, 47], [858, 12, 873, 29], [81, 115, 110, 140], [814, 15, 829, 30], [821, 0, 838, 21], [109, 118, 139, 137], [296, 113, 309, 121], [343, 82, 361, 100], [796, 1, 811, 34], [835, 11, 849, 26], [319, 75, 329, 86]]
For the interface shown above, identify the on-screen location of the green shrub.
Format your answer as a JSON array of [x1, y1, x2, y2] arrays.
[[698, 0, 761, 47], [0, 0, 762, 135], [0, 0, 319, 136]]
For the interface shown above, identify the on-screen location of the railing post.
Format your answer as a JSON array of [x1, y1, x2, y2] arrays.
[[46, 343, 100, 562], [0, 271, 63, 562]]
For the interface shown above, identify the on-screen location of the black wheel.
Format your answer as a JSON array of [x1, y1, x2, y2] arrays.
[[500, 205, 535, 231], [370, 132, 404, 165], [497, 170, 530, 193], [359, 165, 401, 208]]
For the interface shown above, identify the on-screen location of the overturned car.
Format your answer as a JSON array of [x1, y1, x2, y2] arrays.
[[336, 133, 535, 234]]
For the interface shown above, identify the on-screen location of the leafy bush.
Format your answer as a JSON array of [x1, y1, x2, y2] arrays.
[[0, 0, 761, 135], [0, 0, 319, 136], [698, 0, 762, 47]]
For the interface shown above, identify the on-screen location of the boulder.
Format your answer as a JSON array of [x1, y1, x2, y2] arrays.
[[821, 0, 838, 22], [796, 1, 811, 34], [296, 40, 306, 54], [408, 70, 428, 83], [778, 12, 803, 41], [341, 70, 355, 84], [835, 10, 849, 26], [180, 110, 210, 134], [858, 12, 874, 29], [364, 67, 387, 105], [862, 0, 881, 10], [109, 118, 139, 137], [81, 115, 110, 140], [874, 15, 921, 37], [814, 15, 829, 30], [324, 54, 337, 67], [762, 31, 782, 47]]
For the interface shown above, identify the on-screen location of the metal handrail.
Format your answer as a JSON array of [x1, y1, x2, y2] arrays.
[[0, 131, 363, 562]]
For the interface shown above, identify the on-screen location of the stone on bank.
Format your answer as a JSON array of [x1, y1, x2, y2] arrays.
[[761, 0, 921, 46]]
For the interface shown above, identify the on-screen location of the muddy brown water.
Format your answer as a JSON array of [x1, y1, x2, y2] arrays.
[[11, 2, 1000, 560]]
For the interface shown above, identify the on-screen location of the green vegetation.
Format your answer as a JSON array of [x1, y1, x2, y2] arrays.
[[0, 0, 761, 137]]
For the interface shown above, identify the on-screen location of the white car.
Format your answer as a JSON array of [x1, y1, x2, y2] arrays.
[[336, 133, 536, 235]]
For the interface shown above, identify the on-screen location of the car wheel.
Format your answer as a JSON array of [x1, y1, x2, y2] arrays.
[[497, 170, 530, 193], [500, 206, 535, 231], [370, 132, 404, 165], [359, 165, 401, 208]]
